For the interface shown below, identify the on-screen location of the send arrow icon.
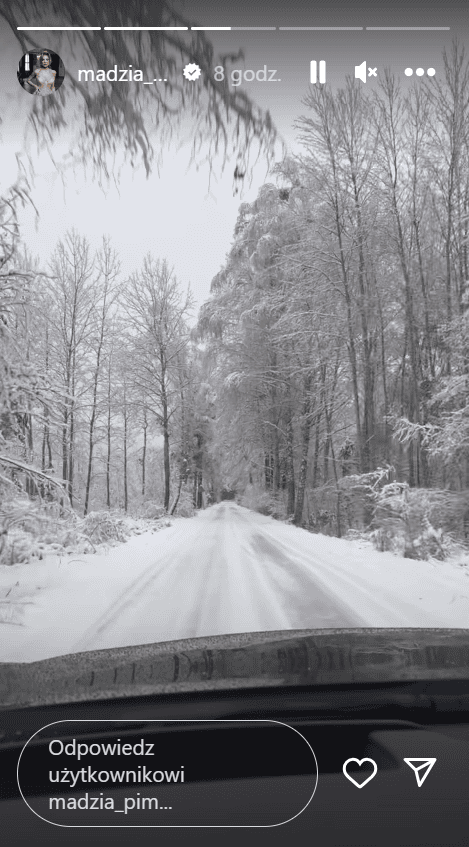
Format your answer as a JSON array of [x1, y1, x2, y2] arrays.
[[403, 758, 437, 787]]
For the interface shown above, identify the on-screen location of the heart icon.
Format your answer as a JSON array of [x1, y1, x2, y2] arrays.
[[342, 758, 378, 788]]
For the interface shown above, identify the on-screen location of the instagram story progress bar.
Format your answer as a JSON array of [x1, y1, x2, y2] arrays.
[[310, 61, 326, 84]]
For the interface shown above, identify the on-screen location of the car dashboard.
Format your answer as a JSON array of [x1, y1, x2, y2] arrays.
[[1, 678, 469, 847]]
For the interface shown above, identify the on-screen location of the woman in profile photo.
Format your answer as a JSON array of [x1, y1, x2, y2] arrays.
[[26, 50, 56, 96]]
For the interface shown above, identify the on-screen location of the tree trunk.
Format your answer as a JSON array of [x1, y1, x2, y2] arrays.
[[311, 411, 321, 489], [351, 171, 374, 473], [84, 294, 107, 516], [106, 357, 112, 509], [163, 417, 170, 511], [294, 376, 313, 526], [42, 408, 52, 472], [84, 426, 94, 515], [123, 410, 128, 513], [68, 402, 74, 507], [273, 425, 280, 489], [170, 471, 183, 515], [285, 406, 295, 517], [161, 364, 171, 511], [142, 409, 147, 496], [68, 357, 76, 506], [62, 408, 68, 493], [332, 191, 364, 471]]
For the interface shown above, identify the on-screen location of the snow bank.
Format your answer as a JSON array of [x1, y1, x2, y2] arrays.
[[259, 515, 469, 629], [0, 520, 183, 663]]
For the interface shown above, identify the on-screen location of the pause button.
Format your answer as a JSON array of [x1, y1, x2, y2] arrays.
[[310, 60, 326, 84]]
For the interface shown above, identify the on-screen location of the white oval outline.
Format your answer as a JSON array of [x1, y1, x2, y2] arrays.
[[17, 718, 318, 828]]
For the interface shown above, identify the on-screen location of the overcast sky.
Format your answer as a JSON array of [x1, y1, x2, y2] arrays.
[[0, 1, 466, 316]]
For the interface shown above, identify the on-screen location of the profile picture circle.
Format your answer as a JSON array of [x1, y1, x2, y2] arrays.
[[17, 48, 65, 96]]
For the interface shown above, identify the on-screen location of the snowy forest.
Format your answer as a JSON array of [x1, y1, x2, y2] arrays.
[[2, 36, 469, 566]]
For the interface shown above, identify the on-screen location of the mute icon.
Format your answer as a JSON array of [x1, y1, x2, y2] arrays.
[[355, 61, 367, 83]]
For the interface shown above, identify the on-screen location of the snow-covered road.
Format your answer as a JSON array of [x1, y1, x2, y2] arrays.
[[72, 503, 361, 654], [2, 502, 469, 662]]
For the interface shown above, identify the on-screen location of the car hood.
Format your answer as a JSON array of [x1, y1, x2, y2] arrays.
[[1, 628, 469, 708]]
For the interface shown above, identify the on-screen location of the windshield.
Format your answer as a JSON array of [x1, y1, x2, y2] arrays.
[[1, 0, 469, 689]]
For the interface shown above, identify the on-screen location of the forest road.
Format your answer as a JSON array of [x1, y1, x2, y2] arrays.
[[72, 501, 424, 655]]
